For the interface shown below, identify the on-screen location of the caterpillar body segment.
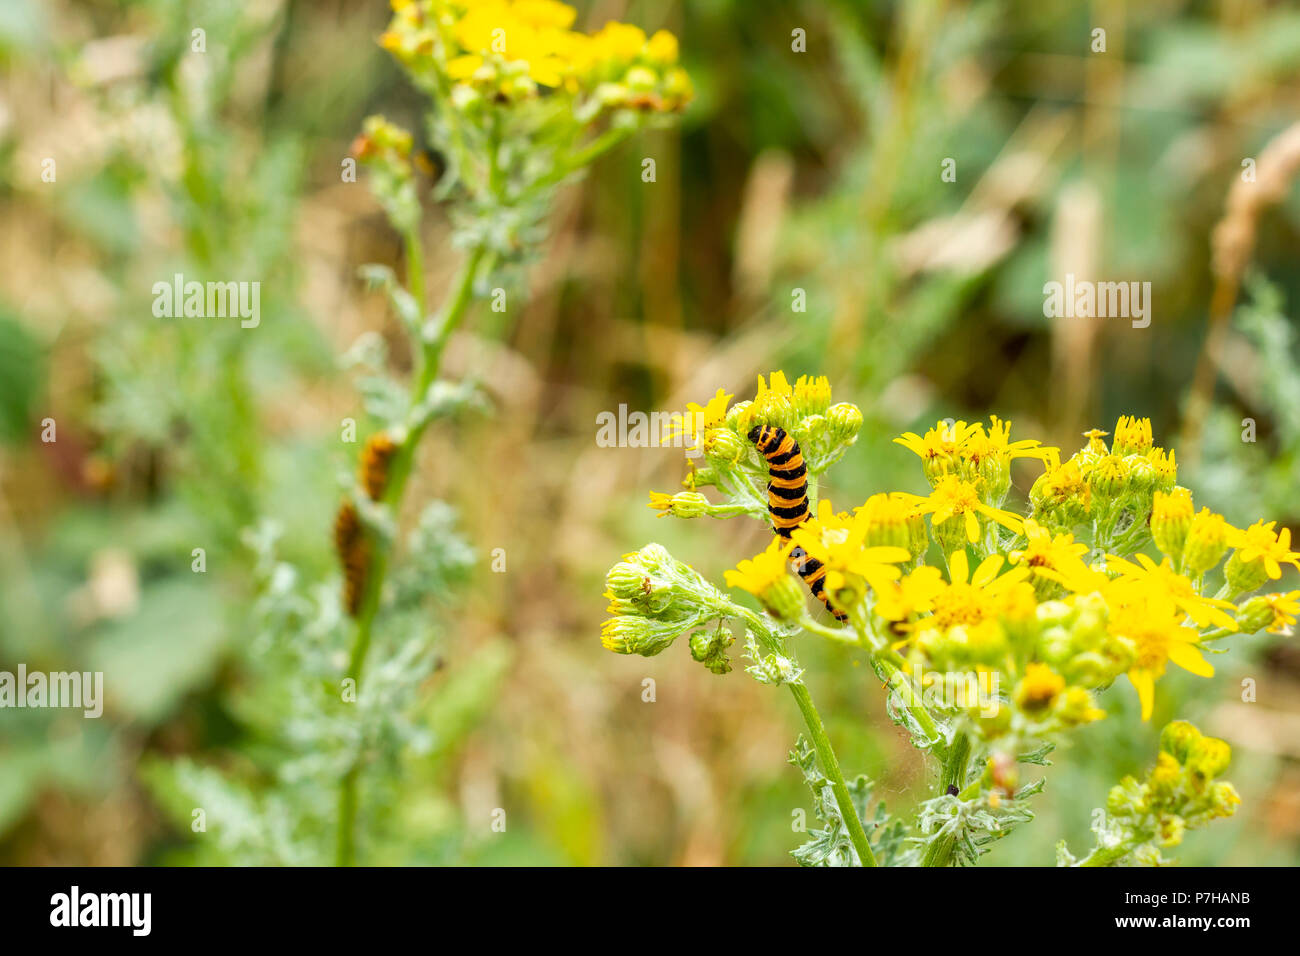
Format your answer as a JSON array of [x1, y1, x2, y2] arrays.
[[747, 424, 848, 622]]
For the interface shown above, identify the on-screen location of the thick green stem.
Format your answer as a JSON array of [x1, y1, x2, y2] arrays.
[[921, 732, 971, 867], [335, 241, 485, 866], [787, 681, 877, 867]]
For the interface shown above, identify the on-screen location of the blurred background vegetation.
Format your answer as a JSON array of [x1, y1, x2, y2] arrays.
[[1, 0, 1298, 865]]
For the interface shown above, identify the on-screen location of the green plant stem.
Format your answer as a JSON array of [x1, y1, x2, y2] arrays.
[[787, 681, 877, 867], [872, 655, 946, 760], [921, 732, 971, 867], [1078, 834, 1144, 867], [335, 240, 486, 866], [522, 124, 633, 197]]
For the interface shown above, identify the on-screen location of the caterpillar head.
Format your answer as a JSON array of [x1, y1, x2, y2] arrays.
[[747, 425, 763, 444]]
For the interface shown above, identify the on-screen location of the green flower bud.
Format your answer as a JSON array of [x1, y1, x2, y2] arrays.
[[702, 427, 745, 465], [664, 491, 711, 517], [1209, 781, 1241, 818], [1159, 720, 1202, 763], [826, 402, 864, 446], [1151, 488, 1193, 560], [1088, 454, 1130, 499], [908, 513, 930, 561], [1107, 776, 1146, 817], [931, 515, 969, 559], [1035, 601, 1074, 627], [979, 456, 1012, 507], [600, 616, 678, 656], [689, 628, 733, 675], [624, 66, 658, 91], [606, 561, 652, 601], [1057, 686, 1105, 725], [724, 400, 752, 432], [1186, 735, 1231, 782], [1125, 454, 1156, 495], [1182, 508, 1229, 575], [1236, 595, 1278, 634], [1224, 550, 1270, 595], [761, 573, 812, 622], [1037, 625, 1074, 666]]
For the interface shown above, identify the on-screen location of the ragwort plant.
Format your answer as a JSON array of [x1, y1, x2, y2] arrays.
[[229, 0, 692, 865], [602, 374, 1297, 865]]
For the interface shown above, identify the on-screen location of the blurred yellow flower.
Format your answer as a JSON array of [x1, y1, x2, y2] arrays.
[[1110, 600, 1213, 720], [1102, 554, 1238, 631]]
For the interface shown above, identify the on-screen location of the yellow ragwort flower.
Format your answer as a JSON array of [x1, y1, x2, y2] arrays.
[[873, 564, 945, 624], [1112, 415, 1154, 456], [663, 387, 732, 454], [724, 537, 792, 595], [788, 500, 911, 593], [926, 550, 1033, 632], [1016, 662, 1066, 711], [893, 419, 983, 472], [1110, 598, 1214, 720], [968, 415, 1059, 469], [1259, 591, 1300, 634], [903, 474, 1025, 543], [1103, 554, 1238, 631], [1008, 518, 1091, 585], [1227, 520, 1300, 580]]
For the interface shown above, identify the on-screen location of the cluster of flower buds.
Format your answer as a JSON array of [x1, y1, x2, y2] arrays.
[[601, 544, 733, 666], [574, 22, 693, 115], [1029, 416, 1176, 534], [1103, 721, 1241, 853], [351, 115, 419, 232], [1033, 595, 1135, 689]]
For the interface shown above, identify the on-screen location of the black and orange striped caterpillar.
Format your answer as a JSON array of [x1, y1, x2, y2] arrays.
[[748, 424, 848, 622]]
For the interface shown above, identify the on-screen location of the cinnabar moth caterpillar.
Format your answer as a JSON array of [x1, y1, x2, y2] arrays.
[[334, 500, 369, 617], [360, 432, 398, 501], [748, 424, 848, 623]]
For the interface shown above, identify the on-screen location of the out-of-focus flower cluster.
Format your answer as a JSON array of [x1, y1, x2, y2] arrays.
[[381, 0, 692, 113], [359, 1, 692, 263], [1060, 721, 1240, 865]]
